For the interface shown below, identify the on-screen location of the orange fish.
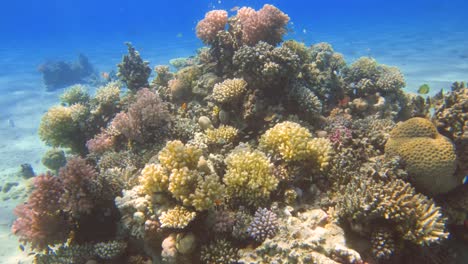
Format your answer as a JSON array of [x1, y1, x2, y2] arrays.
[[338, 96, 350, 107], [101, 72, 110, 80], [181, 102, 187, 112]]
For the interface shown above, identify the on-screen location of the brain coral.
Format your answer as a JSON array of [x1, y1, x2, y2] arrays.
[[385, 117, 458, 194]]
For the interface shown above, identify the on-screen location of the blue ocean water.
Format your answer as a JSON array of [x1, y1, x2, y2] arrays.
[[0, 0, 467, 262]]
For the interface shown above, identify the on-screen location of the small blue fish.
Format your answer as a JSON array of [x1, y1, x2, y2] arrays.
[[463, 175, 468, 185]]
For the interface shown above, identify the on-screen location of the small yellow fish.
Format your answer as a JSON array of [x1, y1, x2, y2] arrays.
[[417, 84, 430, 94]]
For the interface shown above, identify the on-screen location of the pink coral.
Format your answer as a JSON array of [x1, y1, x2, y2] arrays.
[[12, 172, 70, 250], [86, 129, 115, 154], [58, 157, 98, 216], [196, 10, 228, 44], [236, 4, 289, 46], [112, 88, 170, 143]]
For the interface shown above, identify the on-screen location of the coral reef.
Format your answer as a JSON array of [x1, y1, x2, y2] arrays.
[[14, 5, 466, 264], [385, 117, 459, 194]]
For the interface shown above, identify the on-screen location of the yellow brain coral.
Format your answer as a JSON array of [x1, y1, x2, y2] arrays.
[[259, 121, 332, 169], [385, 117, 458, 194], [212, 78, 247, 104], [223, 147, 278, 206]]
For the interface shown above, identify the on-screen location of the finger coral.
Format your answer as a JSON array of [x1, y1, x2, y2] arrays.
[[139, 163, 169, 194], [223, 146, 277, 207], [158, 140, 202, 171], [159, 206, 197, 229], [385, 117, 459, 194], [205, 125, 239, 145], [259, 121, 332, 170]]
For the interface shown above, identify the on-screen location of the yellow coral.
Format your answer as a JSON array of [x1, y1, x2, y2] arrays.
[[158, 140, 202, 171], [168, 167, 199, 205], [189, 173, 225, 211], [259, 121, 333, 170], [223, 147, 277, 206], [385, 117, 458, 194], [94, 81, 121, 107], [205, 125, 239, 145], [212, 78, 247, 104], [139, 163, 169, 194], [159, 206, 197, 229]]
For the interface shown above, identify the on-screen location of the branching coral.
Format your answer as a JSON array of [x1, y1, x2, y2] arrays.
[[334, 177, 449, 246], [259, 121, 332, 170], [12, 173, 70, 250], [385, 117, 459, 194], [159, 206, 197, 229], [60, 84, 90, 106], [205, 125, 239, 145], [158, 140, 202, 171], [212, 78, 247, 104], [223, 146, 277, 207], [58, 157, 99, 216], [117, 42, 151, 91], [196, 10, 228, 45], [112, 88, 170, 143], [247, 208, 278, 242], [200, 239, 240, 264]]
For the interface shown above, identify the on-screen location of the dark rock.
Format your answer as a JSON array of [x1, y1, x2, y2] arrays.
[[19, 163, 35, 178], [3, 182, 18, 193]]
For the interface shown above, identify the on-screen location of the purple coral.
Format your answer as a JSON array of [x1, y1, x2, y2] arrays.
[[12, 172, 70, 250], [111, 88, 170, 143], [247, 208, 278, 242]]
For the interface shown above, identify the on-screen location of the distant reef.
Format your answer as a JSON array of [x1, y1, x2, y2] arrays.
[[38, 53, 97, 91]]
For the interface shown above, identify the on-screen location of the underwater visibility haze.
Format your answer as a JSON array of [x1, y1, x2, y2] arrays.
[[0, 0, 467, 263]]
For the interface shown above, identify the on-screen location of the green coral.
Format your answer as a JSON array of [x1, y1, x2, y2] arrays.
[[38, 104, 88, 152], [223, 146, 277, 206], [60, 84, 90, 106], [41, 148, 67, 172]]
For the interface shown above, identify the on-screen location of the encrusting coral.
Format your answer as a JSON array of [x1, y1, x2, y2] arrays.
[[385, 117, 459, 194]]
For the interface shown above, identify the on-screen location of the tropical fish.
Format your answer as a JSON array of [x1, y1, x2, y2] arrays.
[[176, 33, 183, 38], [230, 6, 240, 12], [417, 84, 430, 94], [101, 72, 110, 80]]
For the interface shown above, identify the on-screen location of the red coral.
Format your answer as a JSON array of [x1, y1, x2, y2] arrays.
[[58, 157, 98, 216], [111, 88, 170, 143], [12, 172, 70, 250], [196, 10, 228, 45], [236, 4, 289, 46]]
